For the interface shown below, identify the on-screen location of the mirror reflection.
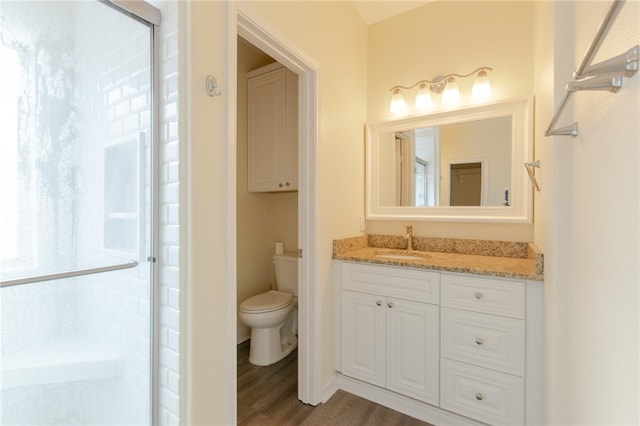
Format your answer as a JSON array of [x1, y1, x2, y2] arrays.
[[366, 98, 533, 223], [378, 117, 511, 207]]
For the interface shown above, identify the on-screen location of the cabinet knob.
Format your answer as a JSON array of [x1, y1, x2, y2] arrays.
[[475, 337, 484, 345], [285, 182, 290, 187], [387, 302, 394, 308], [376, 300, 382, 306], [474, 292, 483, 299], [475, 393, 484, 401], [279, 183, 284, 188]]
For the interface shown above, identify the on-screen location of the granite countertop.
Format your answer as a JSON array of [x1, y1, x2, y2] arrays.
[[333, 234, 544, 281]]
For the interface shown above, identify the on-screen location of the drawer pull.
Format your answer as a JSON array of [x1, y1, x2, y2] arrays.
[[474, 292, 483, 299], [475, 337, 484, 345], [475, 392, 484, 401], [388, 302, 394, 308], [376, 300, 382, 306]]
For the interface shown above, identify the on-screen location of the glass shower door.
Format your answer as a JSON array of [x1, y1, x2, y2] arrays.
[[0, 1, 156, 424]]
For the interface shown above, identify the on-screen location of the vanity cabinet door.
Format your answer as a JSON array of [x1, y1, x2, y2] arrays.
[[340, 290, 386, 387], [386, 298, 439, 405]]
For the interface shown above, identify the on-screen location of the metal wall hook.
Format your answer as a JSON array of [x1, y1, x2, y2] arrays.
[[206, 75, 222, 97], [525, 160, 541, 192]]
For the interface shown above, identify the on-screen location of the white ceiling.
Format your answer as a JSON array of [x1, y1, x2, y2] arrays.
[[350, 1, 433, 25]]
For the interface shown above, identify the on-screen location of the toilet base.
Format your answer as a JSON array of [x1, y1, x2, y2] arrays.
[[248, 329, 297, 367]]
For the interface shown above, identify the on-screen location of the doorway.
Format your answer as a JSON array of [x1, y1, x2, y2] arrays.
[[236, 38, 299, 343], [449, 162, 483, 206], [233, 7, 321, 408]]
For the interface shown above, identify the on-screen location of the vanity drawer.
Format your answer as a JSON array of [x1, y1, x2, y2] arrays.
[[341, 262, 439, 304], [441, 358, 524, 426], [441, 308, 524, 375], [441, 274, 525, 318]]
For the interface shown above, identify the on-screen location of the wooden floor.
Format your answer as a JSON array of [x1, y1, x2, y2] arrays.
[[237, 341, 431, 426]]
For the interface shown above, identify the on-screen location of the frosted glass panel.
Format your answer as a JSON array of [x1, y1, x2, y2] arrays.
[[0, 1, 154, 425]]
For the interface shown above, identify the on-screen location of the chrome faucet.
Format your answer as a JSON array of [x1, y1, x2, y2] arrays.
[[406, 226, 413, 251]]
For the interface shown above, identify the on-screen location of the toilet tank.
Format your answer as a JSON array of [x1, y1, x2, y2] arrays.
[[273, 253, 298, 296]]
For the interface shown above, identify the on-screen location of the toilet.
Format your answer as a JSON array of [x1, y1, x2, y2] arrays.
[[239, 253, 298, 366]]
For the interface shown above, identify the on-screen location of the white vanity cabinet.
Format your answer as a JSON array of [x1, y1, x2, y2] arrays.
[[335, 261, 543, 426], [247, 62, 298, 192], [339, 262, 440, 405]]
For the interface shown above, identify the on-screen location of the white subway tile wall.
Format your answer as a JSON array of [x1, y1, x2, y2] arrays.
[[156, 2, 181, 424], [73, 1, 155, 423], [74, 1, 182, 424]]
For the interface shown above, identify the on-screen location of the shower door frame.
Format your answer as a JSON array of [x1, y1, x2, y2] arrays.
[[107, 2, 162, 424]]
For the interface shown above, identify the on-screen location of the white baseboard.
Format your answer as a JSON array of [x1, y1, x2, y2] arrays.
[[321, 376, 339, 403], [336, 374, 480, 426], [237, 329, 250, 345]]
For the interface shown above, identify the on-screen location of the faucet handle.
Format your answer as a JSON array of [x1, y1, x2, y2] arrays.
[[406, 225, 413, 235]]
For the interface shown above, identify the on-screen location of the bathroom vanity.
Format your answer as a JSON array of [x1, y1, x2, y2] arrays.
[[333, 235, 543, 426]]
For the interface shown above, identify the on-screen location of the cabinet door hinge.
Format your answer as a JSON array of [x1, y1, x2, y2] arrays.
[[147, 256, 157, 263]]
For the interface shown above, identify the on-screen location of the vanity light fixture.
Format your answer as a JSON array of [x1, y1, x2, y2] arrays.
[[441, 77, 460, 105], [389, 67, 492, 113], [471, 69, 492, 101], [390, 88, 407, 114]]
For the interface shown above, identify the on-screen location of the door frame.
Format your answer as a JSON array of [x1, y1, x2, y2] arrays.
[[226, 2, 322, 414]]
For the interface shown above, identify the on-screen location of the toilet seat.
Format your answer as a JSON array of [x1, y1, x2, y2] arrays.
[[240, 290, 293, 314]]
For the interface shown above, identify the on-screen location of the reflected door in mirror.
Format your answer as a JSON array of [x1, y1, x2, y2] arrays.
[[450, 162, 482, 206]]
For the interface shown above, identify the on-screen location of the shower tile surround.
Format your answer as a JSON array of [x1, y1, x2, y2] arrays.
[[333, 234, 543, 280], [0, 2, 180, 425]]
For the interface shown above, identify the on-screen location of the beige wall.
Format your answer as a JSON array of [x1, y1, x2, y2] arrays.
[[183, 2, 366, 422], [366, 1, 535, 241], [181, 1, 638, 424], [236, 39, 298, 343], [440, 118, 511, 206], [532, 2, 573, 424], [181, 2, 233, 423], [535, 1, 639, 424], [569, 2, 639, 418]]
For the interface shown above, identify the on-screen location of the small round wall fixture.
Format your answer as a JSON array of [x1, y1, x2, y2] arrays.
[[205, 75, 223, 97]]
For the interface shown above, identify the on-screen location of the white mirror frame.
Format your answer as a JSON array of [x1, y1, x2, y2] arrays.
[[366, 97, 533, 223]]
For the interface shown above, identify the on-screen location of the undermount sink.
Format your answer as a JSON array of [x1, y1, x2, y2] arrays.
[[375, 252, 429, 261]]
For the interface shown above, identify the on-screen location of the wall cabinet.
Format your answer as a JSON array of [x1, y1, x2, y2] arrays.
[[335, 261, 543, 426], [247, 63, 298, 192]]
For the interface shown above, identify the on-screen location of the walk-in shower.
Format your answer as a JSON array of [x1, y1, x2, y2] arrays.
[[0, 1, 160, 424]]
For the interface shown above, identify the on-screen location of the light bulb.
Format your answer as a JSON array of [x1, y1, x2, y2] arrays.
[[414, 83, 432, 111], [441, 77, 460, 105], [472, 69, 491, 102], [390, 88, 406, 114]]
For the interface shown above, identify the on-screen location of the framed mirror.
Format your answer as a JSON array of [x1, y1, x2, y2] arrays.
[[366, 97, 533, 222]]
